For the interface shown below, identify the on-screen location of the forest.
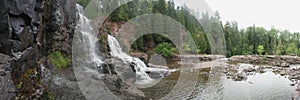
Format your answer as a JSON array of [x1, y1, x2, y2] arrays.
[[77, 0, 300, 57]]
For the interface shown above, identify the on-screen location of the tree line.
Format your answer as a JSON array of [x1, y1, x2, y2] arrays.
[[224, 21, 300, 57], [77, 0, 300, 57]]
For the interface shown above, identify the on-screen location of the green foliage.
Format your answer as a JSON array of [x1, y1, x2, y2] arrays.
[[257, 45, 265, 55], [154, 43, 172, 53], [103, 0, 300, 56], [286, 43, 298, 55], [110, 4, 129, 22], [16, 82, 22, 89], [286, 47, 293, 54], [182, 43, 191, 53], [224, 20, 300, 56], [49, 51, 70, 69], [170, 47, 179, 53], [76, 0, 91, 8], [275, 49, 282, 55], [154, 42, 178, 58], [162, 48, 171, 58], [107, 0, 211, 54]]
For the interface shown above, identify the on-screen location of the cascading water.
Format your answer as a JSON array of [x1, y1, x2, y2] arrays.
[[107, 35, 178, 86], [76, 4, 177, 87], [76, 4, 103, 67]]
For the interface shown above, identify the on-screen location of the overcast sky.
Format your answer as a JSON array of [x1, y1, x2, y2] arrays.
[[204, 0, 300, 32]]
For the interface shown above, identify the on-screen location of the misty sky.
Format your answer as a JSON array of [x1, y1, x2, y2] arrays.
[[204, 0, 300, 32]]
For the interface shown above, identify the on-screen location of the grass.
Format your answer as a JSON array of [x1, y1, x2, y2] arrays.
[[49, 51, 70, 69]]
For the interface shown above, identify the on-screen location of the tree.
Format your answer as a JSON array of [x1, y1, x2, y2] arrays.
[[286, 43, 298, 55], [257, 45, 265, 55]]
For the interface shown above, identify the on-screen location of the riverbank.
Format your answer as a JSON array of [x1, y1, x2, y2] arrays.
[[228, 55, 300, 67]]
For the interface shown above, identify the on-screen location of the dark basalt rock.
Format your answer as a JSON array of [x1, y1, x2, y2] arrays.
[[0, 0, 43, 99], [41, 0, 77, 54], [0, 0, 41, 57], [0, 53, 16, 99], [0, 0, 83, 99]]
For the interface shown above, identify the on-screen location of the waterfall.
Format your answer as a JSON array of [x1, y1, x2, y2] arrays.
[[76, 4, 177, 87], [76, 4, 103, 66], [107, 35, 178, 86]]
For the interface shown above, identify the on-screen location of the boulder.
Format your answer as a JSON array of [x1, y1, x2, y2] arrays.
[[280, 62, 290, 67]]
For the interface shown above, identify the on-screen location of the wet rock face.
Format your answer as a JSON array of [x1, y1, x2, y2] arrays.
[[41, 0, 77, 54], [41, 0, 87, 99], [0, 53, 16, 99], [0, 0, 44, 99], [97, 18, 112, 59], [0, 0, 82, 99]]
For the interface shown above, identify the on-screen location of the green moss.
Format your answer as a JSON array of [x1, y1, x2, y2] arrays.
[[49, 51, 70, 69]]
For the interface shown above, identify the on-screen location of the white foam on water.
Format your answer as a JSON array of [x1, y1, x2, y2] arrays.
[[107, 35, 178, 87]]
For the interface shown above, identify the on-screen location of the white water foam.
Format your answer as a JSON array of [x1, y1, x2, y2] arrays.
[[107, 35, 178, 87], [76, 6, 103, 66]]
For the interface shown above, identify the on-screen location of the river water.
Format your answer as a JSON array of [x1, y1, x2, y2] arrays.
[[141, 60, 297, 100]]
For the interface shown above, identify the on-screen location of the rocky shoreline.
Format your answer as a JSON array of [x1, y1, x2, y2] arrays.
[[224, 55, 300, 86], [228, 55, 300, 67], [226, 55, 300, 85], [223, 63, 300, 86]]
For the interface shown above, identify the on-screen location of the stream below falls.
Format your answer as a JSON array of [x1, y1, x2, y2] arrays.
[[141, 60, 298, 100]]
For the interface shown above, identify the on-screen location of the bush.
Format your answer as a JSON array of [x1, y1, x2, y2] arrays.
[[162, 48, 171, 58], [170, 47, 179, 53], [49, 51, 70, 69], [154, 42, 178, 58]]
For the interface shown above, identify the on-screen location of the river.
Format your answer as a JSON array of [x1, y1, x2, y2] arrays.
[[141, 59, 297, 100]]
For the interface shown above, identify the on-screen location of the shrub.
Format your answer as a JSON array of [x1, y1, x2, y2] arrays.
[[162, 48, 171, 58], [170, 47, 179, 54], [49, 51, 70, 69], [154, 42, 178, 58]]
